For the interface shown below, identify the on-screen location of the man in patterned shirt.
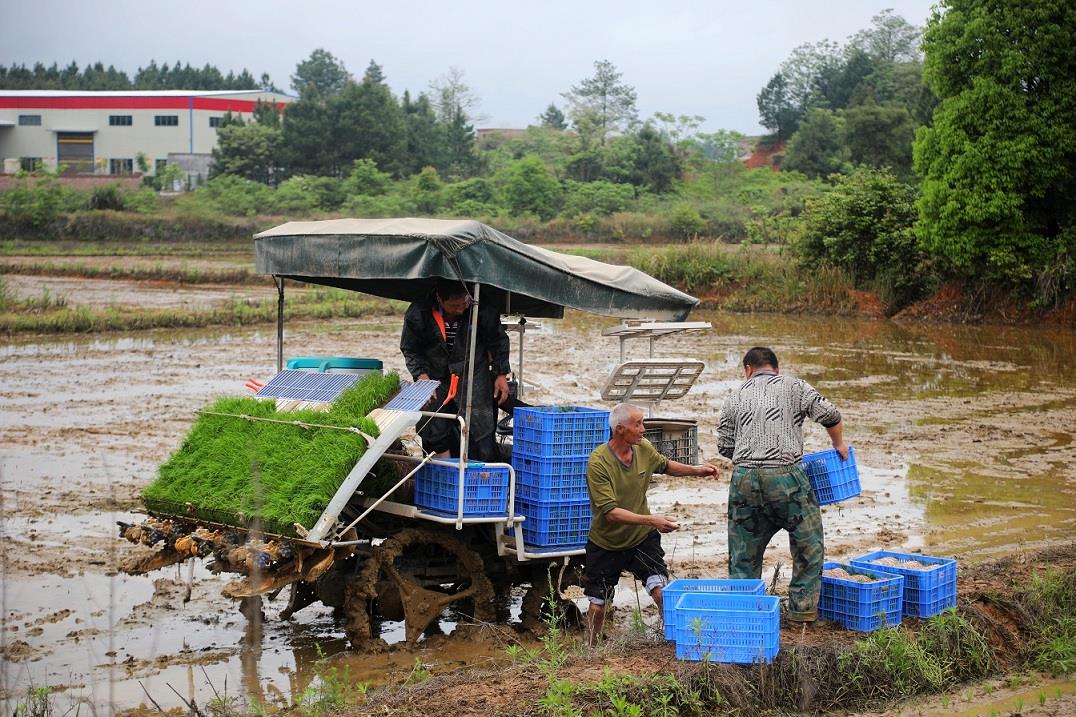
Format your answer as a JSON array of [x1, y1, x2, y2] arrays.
[[717, 346, 848, 623]]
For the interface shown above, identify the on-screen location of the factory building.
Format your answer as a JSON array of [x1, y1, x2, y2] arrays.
[[0, 89, 293, 179]]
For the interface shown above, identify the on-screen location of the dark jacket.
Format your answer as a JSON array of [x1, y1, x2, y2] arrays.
[[400, 295, 511, 384], [399, 295, 511, 454]]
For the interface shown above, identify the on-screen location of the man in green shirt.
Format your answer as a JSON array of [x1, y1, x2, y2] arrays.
[[584, 403, 719, 645]]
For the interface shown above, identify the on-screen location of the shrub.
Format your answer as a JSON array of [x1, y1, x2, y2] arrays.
[[0, 171, 87, 226], [344, 158, 392, 196], [122, 188, 159, 214], [341, 193, 415, 218], [411, 166, 444, 214], [500, 155, 562, 220], [793, 166, 929, 310], [561, 180, 634, 217], [665, 203, 705, 240], [270, 176, 320, 215], [200, 175, 273, 216], [88, 184, 126, 211]]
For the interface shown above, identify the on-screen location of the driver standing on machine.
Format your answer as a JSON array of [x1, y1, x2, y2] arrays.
[[400, 278, 511, 461]]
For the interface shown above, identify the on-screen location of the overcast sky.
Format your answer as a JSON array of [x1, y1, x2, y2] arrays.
[[3, 0, 938, 134]]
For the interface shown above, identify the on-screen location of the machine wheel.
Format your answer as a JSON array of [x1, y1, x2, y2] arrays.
[[342, 527, 495, 650], [519, 563, 584, 635]]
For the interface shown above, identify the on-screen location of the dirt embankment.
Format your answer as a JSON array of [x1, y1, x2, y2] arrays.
[[350, 544, 1076, 717]]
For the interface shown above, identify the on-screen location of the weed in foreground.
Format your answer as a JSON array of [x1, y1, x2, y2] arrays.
[[12, 685, 53, 717]]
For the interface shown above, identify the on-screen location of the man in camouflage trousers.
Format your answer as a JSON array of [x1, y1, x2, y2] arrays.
[[717, 347, 848, 623]]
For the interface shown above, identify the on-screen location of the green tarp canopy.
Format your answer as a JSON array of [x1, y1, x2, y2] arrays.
[[254, 218, 698, 320]]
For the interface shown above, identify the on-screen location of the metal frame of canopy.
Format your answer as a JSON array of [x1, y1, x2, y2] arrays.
[[254, 219, 701, 558]]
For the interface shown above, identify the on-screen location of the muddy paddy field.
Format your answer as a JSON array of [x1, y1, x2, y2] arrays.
[[2, 269, 1076, 715]]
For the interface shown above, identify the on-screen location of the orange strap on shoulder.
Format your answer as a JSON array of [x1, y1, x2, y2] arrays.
[[431, 308, 447, 342]]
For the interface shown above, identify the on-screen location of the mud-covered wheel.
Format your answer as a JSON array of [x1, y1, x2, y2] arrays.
[[520, 564, 584, 635], [342, 527, 495, 651]]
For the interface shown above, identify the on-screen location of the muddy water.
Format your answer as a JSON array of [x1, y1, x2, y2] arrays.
[[2, 308, 1075, 713]]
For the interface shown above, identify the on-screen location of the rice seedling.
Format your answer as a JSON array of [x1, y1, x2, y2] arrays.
[[143, 372, 399, 535]]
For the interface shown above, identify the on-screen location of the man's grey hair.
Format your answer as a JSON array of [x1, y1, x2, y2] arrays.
[[609, 403, 642, 431]]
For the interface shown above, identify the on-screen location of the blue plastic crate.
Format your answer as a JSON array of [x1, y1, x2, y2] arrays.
[[414, 460, 509, 516], [819, 561, 903, 631], [801, 446, 860, 505], [850, 551, 958, 618], [514, 498, 591, 547], [511, 454, 590, 503], [663, 578, 767, 640], [512, 406, 610, 458], [673, 592, 781, 664]]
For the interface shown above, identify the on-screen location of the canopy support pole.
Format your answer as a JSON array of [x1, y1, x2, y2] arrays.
[[276, 276, 285, 373], [461, 282, 480, 463]]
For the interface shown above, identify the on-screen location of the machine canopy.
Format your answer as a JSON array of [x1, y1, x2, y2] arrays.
[[255, 218, 698, 320]]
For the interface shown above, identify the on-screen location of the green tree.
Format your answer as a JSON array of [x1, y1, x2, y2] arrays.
[[848, 9, 923, 63], [783, 108, 848, 179], [332, 62, 407, 175], [500, 155, 562, 219], [537, 103, 567, 130], [430, 68, 482, 177], [622, 124, 681, 193], [279, 97, 336, 176], [562, 60, 638, 145], [402, 91, 447, 175], [914, 0, 1076, 297], [210, 121, 282, 184], [290, 48, 350, 98], [757, 72, 801, 140], [842, 103, 915, 176]]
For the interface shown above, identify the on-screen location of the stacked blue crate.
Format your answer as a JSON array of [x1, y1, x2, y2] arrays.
[[511, 406, 609, 548], [850, 550, 958, 618], [673, 592, 781, 663]]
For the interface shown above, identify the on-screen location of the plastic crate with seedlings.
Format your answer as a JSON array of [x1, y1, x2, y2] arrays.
[[819, 561, 904, 631], [850, 550, 958, 618], [673, 592, 781, 664], [662, 578, 766, 640]]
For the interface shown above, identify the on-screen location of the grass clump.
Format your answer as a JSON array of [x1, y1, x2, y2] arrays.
[[143, 371, 400, 535], [1021, 568, 1076, 675]]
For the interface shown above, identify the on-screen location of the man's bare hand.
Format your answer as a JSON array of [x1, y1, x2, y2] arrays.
[[651, 515, 680, 533], [695, 463, 719, 477], [493, 374, 510, 405], [833, 440, 849, 460]]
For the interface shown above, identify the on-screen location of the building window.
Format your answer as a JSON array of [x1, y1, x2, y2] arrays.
[[155, 159, 168, 174], [18, 114, 42, 126], [155, 115, 179, 127], [109, 115, 133, 126], [209, 116, 222, 128], [20, 157, 43, 172], [109, 158, 134, 175]]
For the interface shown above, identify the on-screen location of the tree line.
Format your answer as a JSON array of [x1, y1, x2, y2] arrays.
[[0, 60, 277, 92], [774, 2, 1075, 309], [4, 1, 1073, 312]]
